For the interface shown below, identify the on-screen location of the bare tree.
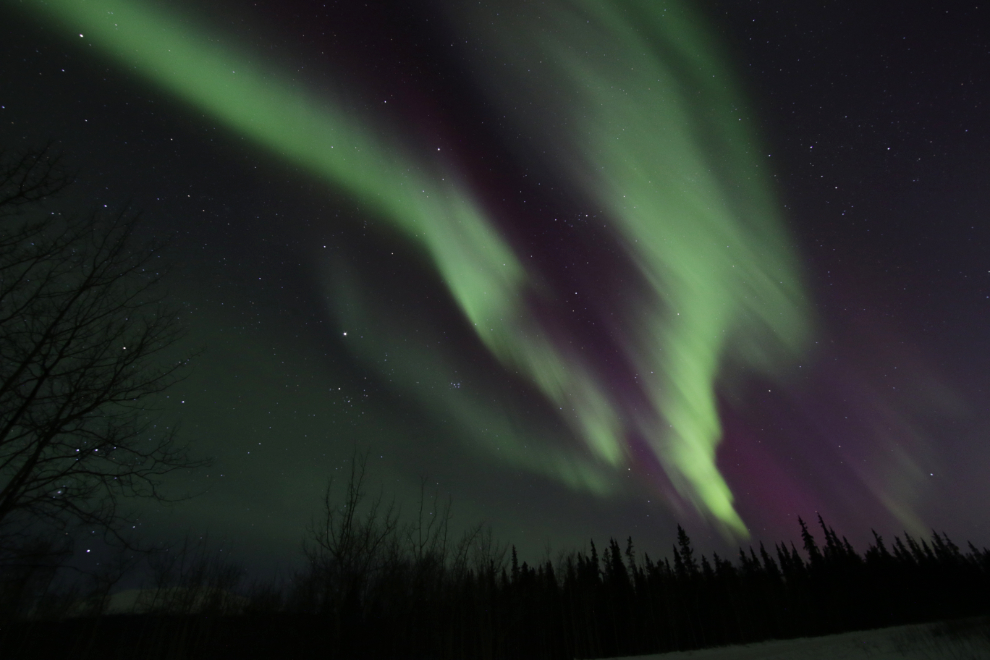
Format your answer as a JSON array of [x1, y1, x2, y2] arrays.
[[0, 144, 207, 560], [300, 451, 401, 616], [409, 476, 454, 566]]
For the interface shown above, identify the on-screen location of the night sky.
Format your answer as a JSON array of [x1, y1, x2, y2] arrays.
[[2, 0, 988, 574]]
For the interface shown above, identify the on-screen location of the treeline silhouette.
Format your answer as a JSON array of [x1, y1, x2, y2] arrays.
[[2, 462, 989, 659]]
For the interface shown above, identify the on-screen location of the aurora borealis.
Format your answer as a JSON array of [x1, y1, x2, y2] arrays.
[[2, 0, 987, 566]]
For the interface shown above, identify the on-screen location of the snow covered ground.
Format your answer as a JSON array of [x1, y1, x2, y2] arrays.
[[603, 618, 990, 660]]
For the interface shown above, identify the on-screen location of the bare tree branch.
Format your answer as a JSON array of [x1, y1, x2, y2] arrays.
[[0, 145, 209, 560]]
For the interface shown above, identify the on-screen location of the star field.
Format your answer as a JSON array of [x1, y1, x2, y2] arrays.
[[1, 0, 987, 571]]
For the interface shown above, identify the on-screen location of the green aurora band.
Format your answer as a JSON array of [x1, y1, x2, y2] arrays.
[[25, 0, 810, 534]]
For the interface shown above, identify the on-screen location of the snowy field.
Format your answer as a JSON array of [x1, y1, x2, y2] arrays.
[[602, 618, 990, 660]]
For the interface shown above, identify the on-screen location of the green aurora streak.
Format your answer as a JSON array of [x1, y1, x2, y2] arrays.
[[25, 0, 810, 534]]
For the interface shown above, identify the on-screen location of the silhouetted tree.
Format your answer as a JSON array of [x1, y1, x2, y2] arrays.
[[0, 144, 205, 566], [299, 449, 400, 655], [798, 517, 822, 568], [676, 525, 699, 578]]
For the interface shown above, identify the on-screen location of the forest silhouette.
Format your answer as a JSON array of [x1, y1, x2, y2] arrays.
[[3, 456, 989, 659]]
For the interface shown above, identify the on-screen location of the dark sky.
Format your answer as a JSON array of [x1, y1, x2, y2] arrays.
[[2, 0, 987, 574]]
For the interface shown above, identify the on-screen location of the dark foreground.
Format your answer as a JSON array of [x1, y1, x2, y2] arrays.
[[3, 521, 989, 660]]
